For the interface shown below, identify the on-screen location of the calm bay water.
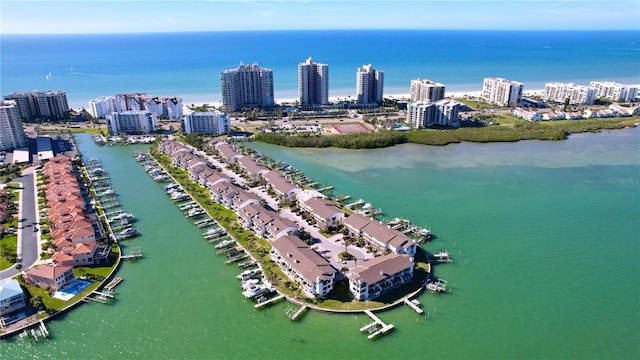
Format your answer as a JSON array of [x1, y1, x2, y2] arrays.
[[2, 30, 639, 108], [1, 129, 639, 359]]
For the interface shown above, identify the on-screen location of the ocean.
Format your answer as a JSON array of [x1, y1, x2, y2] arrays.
[[2, 30, 640, 108]]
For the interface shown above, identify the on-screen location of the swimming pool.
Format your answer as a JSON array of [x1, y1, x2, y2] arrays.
[[51, 279, 92, 301]]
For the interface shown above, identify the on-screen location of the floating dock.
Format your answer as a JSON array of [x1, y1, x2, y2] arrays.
[[121, 247, 143, 261], [254, 294, 285, 309]]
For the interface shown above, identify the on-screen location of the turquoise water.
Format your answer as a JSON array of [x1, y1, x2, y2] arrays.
[[2, 30, 639, 107], [1, 130, 639, 359]]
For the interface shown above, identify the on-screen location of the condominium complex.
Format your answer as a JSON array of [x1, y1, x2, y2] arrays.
[[543, 82, 596, 105], [3, 90, 69, 120], [481, 78, 523, 106], [182, 112, 230, 135], [298, 57, 329, 106], [406, 99, 461, 128], [590, 81, 638, 102], [409, 79, 446, 102], [114, 93, 183, 119], [88, 96, 116, 119], [0, 99, 28, 151], [109, 111, 158, 135], [356, 64, 384, 105], [220, 62, 274, 112]]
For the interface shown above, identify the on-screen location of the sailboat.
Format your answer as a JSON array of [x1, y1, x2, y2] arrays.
[[45, 72, 51, 80]]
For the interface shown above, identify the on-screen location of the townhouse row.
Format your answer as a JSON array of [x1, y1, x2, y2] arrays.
[[22, 155, 110, 292], [158, 139, 419, 301]]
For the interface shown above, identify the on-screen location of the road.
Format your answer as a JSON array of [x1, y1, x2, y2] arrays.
[[0, 167, 40, 280]]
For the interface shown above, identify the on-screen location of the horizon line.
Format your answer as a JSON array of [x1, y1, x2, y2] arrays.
[[3, 28, 639, 36]]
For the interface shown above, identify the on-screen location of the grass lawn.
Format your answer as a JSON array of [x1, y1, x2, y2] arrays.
[[0, 233, 18, 270]]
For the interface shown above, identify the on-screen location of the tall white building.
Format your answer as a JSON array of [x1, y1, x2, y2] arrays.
[[3, 90, 69, 120], [182, 112, 229, 135], [482, 78, 523, 106], [298, 57, 329, 106], [0, 99, 28, 151], [109, 111, 158, 135], [356, 64, 384, 105], [88, 96, 116, 119], [543, 82, 596, 105], [114, 93, 182, 119], [590, 81, 638, 102], [406, 99, 461, 128], [220, 63, 274, 112], [410, 79, 446, 102]]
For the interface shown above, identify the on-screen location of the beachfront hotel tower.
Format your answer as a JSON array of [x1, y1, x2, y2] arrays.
[[543, 82, 596, 105], [356, 64, 384, 105], [220, 63, 274, 112], [88, 96, 116, 119], [298, 57, 329, 106], [410, 79, 446, 102], [3, 90, 69, 120], [589, 81, 638, 103], [481, 78, 523, 107], [182, 112, 230, 136], [0, 99, 27, 151], [109, 111, 158, 135], [406, 99, 461, 128]]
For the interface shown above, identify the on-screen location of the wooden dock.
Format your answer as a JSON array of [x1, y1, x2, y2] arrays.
[[289, 305, 308, 321], [404, 298, 424, 314], [121, 247, 143, 261], [361, 310, 394, 340], [254, 294, 285, 309], [104, 277, 123, 291]]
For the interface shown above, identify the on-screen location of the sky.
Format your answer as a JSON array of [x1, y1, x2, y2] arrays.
[[1, 0, 639, 34]]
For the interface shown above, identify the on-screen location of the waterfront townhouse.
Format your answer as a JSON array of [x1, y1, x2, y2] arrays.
[[543, 82, 596, 105], [209, 181, 234, 205], [347, 253, 414, 301], [356, 64, 384, 105], [409, 79, 446, 102], [238, 203, 264, 233], [236, 156, 270, 182], [590, 81, 638, 102], [0, 99, 28, 151], [109, 111, 158, 135], [406, 99, 461, 128], [204, 171, 232, 191], [262, 171, 302, 202], [229, 189, 260, 211], [343, 213, 416, 257], [220, 62, 275, 112], [270, 235, 336, 298], [0, 279, 26, 319], [298, 57, 330, 106], [300, 197, 344, 228], [214, 142, 244, 164], [23, 263, 76, 291], [52, 241, 111, 266], [183, 111, 230, 135], [264, 216, 298, 241], [482, 78, 523, 107]]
